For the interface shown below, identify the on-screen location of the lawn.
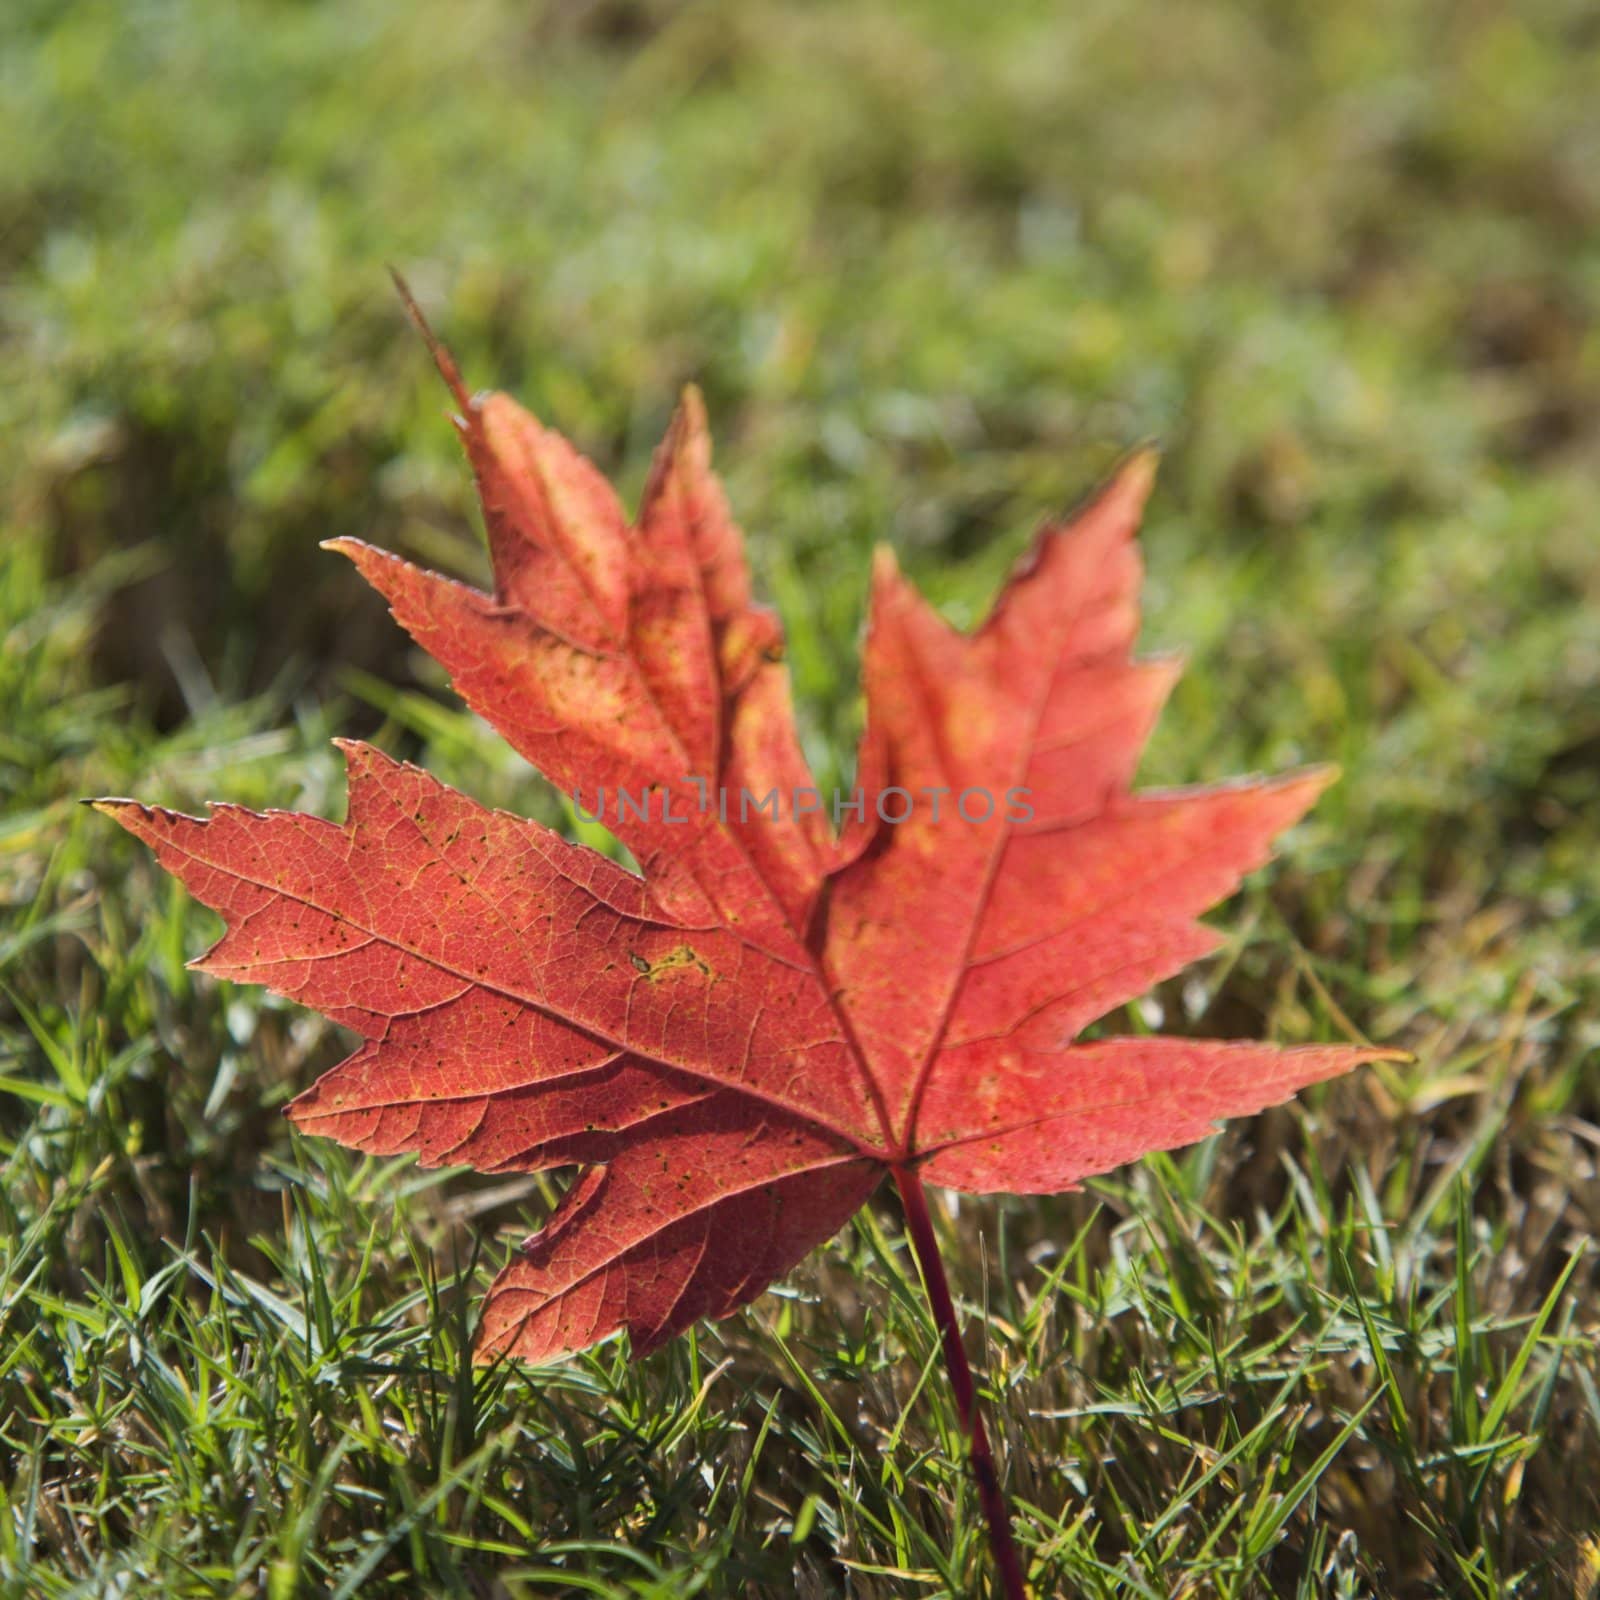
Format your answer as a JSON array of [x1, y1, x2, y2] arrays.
[[3, 0, 1598, 1595]]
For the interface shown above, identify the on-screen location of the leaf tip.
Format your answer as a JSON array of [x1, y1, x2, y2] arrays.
[[1371, 1046, 1419, 1067], [388, 267, 472, 414], [320, 536, 388, 575], [330, 737, 398, 794], [1299, 761, 1342, 798], [86, 797, 142, 826], [1120, 443, 1161, 502], [677, 380, 707, 431]]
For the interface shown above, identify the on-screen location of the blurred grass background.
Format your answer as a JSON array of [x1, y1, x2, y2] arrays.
[[3, 0, 1599, 1595]]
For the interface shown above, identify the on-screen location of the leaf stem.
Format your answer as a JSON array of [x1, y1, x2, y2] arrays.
[[892, 1164, 1028, 1600]]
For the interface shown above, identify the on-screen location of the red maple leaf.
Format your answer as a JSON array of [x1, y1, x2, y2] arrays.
[[98, 293, 1392, 1596]]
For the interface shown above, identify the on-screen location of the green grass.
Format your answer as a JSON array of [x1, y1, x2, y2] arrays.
[[4, 0, 1599, 1594]]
